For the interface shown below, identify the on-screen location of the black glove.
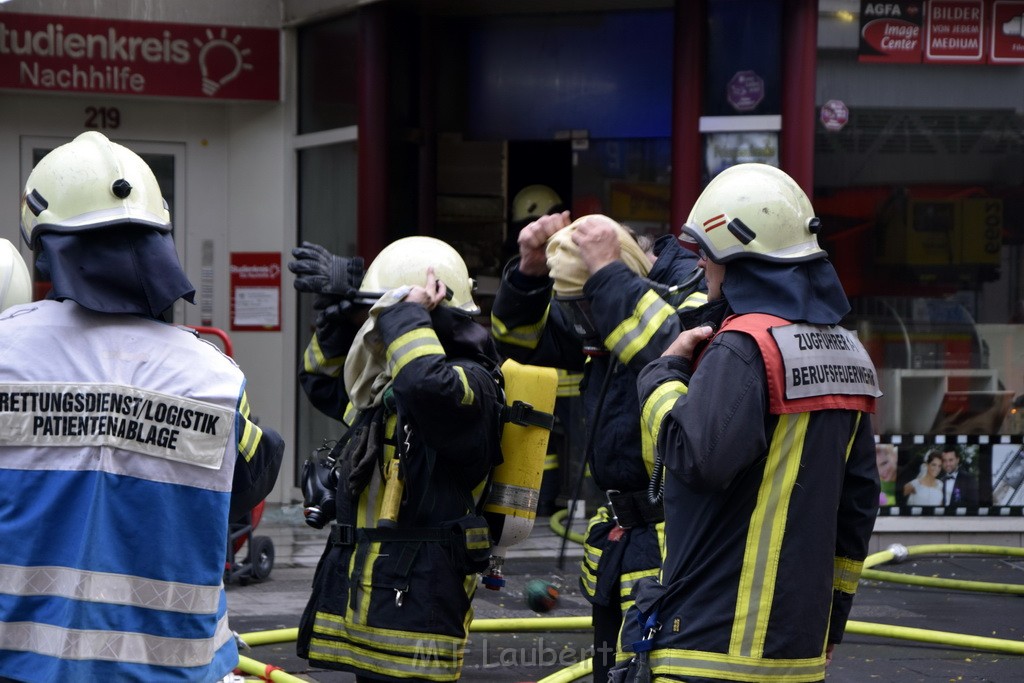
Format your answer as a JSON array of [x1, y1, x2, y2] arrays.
[[288, 242, 364, 297], [313, 294, 360, 329]]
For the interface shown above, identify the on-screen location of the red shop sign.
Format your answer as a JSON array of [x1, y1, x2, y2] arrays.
[[924, 0, 985, 63], [0, 12, 280, 100], [858, 1, 924, 63], [990, 0, 1024, 63]]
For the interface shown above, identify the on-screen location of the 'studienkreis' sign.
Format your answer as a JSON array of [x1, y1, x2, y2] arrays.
[[0, 12, 280, 100]]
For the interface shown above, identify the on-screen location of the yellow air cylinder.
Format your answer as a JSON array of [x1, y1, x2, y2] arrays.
[[481, 359, 557, 588]]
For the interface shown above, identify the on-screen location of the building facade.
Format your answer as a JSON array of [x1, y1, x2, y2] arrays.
[[2, 0, 1022, 545]]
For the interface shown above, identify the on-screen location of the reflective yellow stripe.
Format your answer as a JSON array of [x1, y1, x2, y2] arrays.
[[386, 328, 445, 377], [833, 556, 863, 594], [309, 632, 463, 680], [238, 413, 262, 462], [832, 415, 866, 594], [310, 541, 475, 681], [580, 560, 598, 597], [620, 567, 659, 605], [643, 381, 686, 444], [491, 309, 549, 349], [556, 369, 583, 397], [678, 290, 708, 311], [314, 610, 467, 649], [844, 413, 862, 463], [355, 416, 396, 528], [656, 519, 667, 567], [579, 507, 610, 598], [651, 647, 826, 683], [580, 542, 603, 598], [238, 391, 251, 418], [605, 291, 675, 364], [543, 453, 560, 470], [731, 413, 808, 658], [303, 333, 345, 377], [465, 526, 490, 551], [641, 380, 686, 475], [453, 366, 474, 406]]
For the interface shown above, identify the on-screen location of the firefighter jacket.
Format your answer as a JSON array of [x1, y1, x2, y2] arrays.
[[299, 309, 362, 423], [626, 312, 881, 682], [0, 299, 284, 683], [297, 302, 504, 681], [491, 235, 706, 610]]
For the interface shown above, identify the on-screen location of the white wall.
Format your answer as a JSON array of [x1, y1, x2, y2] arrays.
[[0, 0, 300, 504]]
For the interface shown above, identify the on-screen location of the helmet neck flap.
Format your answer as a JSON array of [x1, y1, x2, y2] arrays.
[[721, 257, 850, 325], [37, 227, 195, 318]]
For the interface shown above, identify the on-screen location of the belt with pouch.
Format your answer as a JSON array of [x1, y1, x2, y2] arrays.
[[606, 490, 665, 527]]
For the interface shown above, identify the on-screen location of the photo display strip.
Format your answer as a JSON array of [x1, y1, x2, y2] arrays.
[[874, 433, 1024, 517]]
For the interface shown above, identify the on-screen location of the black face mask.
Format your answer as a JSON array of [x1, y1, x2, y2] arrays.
[[554, 295, 607, 356]]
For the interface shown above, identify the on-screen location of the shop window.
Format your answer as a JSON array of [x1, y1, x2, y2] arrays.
[[294, 142, 358, 484], [816, 18, 1024, 517], [463, 10, 673, 140], [705, 0, 782, 117]]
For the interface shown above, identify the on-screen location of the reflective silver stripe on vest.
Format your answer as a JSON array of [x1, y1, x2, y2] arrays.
[[0, 564, 221, 614], [0, 448, 234, 492], [0, 613, 233, 667]]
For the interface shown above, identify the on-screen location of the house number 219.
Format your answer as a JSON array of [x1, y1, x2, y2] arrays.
[[85, 107, 121, 130]]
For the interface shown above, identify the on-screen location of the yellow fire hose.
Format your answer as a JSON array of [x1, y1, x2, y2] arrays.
[[233, 510, 1024, 681]]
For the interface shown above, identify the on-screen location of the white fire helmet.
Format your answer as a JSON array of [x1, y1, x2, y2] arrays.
[[680, 163, 825, 263], [0, 238, 32, 311], [358, 236, 479, 314], [512, 185, 562, 223], [20, 131, 171, 249]]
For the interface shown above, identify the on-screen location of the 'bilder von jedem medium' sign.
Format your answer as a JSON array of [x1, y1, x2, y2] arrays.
[[0, 12, 280, 101]]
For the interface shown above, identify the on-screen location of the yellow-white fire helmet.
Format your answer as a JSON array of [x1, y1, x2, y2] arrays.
[[357, 236, 479, 314], [680, 163, 825, 263], [20, 131, 171, 248], [0, 238, 32, 310], [512, 185, 562, 223]]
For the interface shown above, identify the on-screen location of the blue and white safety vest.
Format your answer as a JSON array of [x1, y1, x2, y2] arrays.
[[0, 300, 244, 683]]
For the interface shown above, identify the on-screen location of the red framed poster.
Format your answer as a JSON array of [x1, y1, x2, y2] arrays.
[[229, 252, 281, 332]]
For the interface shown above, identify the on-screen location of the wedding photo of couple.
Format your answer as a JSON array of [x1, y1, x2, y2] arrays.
[[898, 446, 980, 508]]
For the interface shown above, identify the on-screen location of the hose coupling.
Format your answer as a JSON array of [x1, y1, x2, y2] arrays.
[[887, 543, 909, 563]]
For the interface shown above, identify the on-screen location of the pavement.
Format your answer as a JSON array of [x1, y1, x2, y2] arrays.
[[225, 505, 1024, 682]]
